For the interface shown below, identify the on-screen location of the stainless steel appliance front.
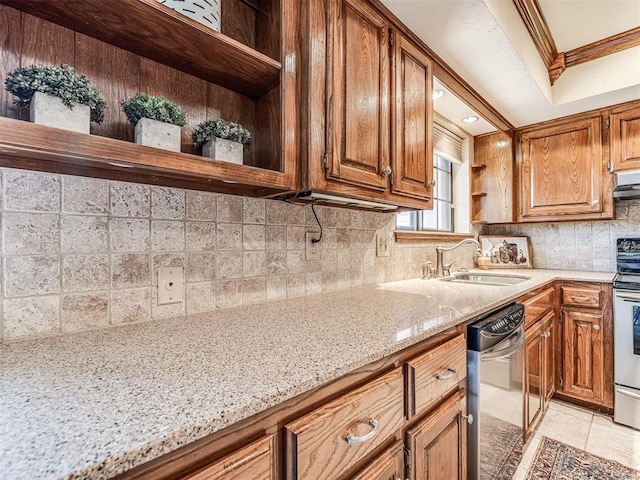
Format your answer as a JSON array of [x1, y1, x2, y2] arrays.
[[467, 303, 525, 480]]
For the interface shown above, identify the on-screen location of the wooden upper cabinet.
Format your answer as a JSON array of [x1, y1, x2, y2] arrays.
[[611, 104, 640, 171], [390, 31, 433, 203], [326, 0, 391, 192], [518, 115, 613, 222], [181, 435, 276, 480], [471, 131, 514, 224]]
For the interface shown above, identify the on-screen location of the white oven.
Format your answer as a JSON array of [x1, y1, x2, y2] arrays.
[[612, 238, 640, 429]]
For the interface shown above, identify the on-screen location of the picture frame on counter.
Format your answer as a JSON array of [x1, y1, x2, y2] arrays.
[[479, 235, 532, 268]]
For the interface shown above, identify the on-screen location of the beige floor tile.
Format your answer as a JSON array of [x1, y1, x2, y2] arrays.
[[585, 414, 640, 469], [534, 403, 593, 449]]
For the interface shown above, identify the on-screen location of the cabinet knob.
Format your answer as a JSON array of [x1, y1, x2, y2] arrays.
[[462, 413, 474, 425], [592, 199, 599, 206], [381, 166, 392, 176], [593, 324, 600, 332]]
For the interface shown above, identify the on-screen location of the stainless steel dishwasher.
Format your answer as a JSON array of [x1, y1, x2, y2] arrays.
[[467, 302, 525, 480]]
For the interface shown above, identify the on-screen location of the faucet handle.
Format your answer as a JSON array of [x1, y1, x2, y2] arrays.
[[443, 259, 457, 276], [422, 261, 434, 279]]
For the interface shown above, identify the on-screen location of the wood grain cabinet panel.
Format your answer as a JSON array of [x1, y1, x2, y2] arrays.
[[327, 0, 390, 192], [471, 131, 514, 224], [524, 319, 544, 436], [348, 440, 404, 480], [611, 105, 640, 171], [390, 31, 433, 203], [181, 435, 275, 480], [522, 287, 554, 330], [518, 115, 612, 221], [543, 312, 555, 405], [405, 390, 467, 480], [562, 309, 604, 404], [561, 285, 602, 308], [284, 368, 405, 480], [406, 334, 466, 419]]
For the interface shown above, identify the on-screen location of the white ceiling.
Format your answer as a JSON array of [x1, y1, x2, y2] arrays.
[[433, 78, 495, 136], [382, 0, 640, 130]]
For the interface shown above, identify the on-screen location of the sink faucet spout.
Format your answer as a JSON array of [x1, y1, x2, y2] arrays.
[[435, 238, 481, 277]]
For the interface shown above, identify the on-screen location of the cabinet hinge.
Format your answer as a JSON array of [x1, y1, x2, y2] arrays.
[[321, 153, 328, 172], [388, 30, 393, 47], [389, 171, 394, 186], [560, 376, 564, 388], [606, 117, 611, 128], [404, 446, 412, 470], [607, 160, 612, 172]]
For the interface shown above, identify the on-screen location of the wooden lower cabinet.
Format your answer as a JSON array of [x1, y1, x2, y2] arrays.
[[405, 390, 467, 480], [524, 320, 543, 435], [562, 309, 605, 404], [348, 441, 405, 480], [181, 435, 276, 480], [543, 313, 555, 405]]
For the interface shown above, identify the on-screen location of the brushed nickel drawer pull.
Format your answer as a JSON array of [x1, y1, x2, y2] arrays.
[[345, 419, 379, 445], [571, 295, 591, 302], [436, 368, 457, 380]]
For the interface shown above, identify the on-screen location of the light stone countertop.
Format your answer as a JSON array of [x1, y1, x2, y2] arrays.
[[0, 269, 614, 480]]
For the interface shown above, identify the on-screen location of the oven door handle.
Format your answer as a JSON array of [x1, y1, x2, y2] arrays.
[[616, 387, 640, 401], [481, 327, 524, 361], [615, 291, 640, 302]]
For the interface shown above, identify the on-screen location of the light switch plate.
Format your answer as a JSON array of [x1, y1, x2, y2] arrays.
[[157, 266, 183, 305], [376, 233, 390, 257]]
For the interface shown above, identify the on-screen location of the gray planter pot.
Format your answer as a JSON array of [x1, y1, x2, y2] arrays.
[[29, 91, 90, 134], [134, 118, 181, 152], [202, 138, 244, 165]]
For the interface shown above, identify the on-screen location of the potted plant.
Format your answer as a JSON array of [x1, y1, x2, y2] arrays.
[[121, 94, 187, 152], [192, 118, 251, 165], [4, 64, 107, 134]]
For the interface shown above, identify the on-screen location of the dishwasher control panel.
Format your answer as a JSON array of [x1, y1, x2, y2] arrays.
[[467, 303, 524, 351]]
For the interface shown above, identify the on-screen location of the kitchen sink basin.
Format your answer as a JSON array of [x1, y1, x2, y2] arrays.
[[439, 273, 531, 286]]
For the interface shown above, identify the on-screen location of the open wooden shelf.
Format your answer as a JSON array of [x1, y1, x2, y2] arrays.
[[0, 117, 291, 196], [471, 164, 487, 169], [471, 191, 488, 197], [0, 0, 281, 98]]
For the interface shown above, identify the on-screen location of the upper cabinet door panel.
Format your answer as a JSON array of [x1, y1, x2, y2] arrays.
[[520, 116, 603, 219], [611, 105, 640, 172], [327, 0, 390, 191], [391, 32, 433, 202]]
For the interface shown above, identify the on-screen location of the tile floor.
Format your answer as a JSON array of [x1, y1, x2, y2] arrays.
[[513, 400, 640, 478]]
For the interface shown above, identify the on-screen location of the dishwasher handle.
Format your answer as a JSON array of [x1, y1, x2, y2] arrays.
[[481, 327, 524, 361]]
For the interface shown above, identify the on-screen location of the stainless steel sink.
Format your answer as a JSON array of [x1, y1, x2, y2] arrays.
[[439, 273, 531, 286]]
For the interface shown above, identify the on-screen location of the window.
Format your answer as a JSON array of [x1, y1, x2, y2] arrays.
[[396, 121, 469, 233], [396, 155, 453, 232]]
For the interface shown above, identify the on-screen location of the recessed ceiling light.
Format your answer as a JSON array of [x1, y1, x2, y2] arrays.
[[462, 115, 479, 123], [432, 89, 445, 99]]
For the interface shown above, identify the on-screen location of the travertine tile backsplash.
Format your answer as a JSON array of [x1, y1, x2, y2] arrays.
[[483, 201, 639, 272], [0, 168, 476, 343]]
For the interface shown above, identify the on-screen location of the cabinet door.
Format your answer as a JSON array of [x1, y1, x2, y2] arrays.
[[390, 31, 433, 203], [562, 309, 604, 403], [327, 0, 391, 192], [405, 390, 466, 480], [543, 312, 555, 406], [181, 435, 275, 480], [348, 441, 404, 480], [519, 116, 606, 220], [611, 105, 640, 171], [524, 321, 543, 437]]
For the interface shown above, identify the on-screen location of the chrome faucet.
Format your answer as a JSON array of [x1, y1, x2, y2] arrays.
[[435, 238, 481, 277]]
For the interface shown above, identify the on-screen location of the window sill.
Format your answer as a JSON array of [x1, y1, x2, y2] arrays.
[[394, 231, 475, 243]]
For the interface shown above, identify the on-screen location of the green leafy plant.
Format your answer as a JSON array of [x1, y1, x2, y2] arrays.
[[4, 64, 107, 124], [120, 94, 186, 127], [192, 118, 251, 149]]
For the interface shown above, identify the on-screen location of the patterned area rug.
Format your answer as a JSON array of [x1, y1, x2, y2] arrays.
[[481, 414, 523, 480], [525, 436, 640, 480]]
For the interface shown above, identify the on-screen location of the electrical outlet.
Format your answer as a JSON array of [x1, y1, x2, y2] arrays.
[[376, 233, 390, 257], [157, 266, 183, 305], [306, 232, 321, 261]]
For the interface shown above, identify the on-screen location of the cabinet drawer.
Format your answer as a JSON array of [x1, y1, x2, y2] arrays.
[[285, 368, 404, 480], [562, 286, 602, 308], [182, 435, 275, 480], [523, 287, 554, 329], [406, 334, 466, 418]]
